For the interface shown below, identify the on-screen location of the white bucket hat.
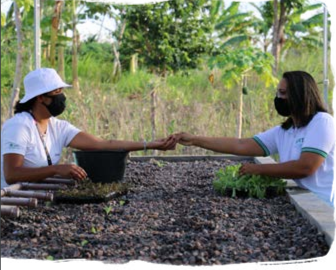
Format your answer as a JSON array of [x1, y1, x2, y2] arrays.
[[20, 68, 72, 103]]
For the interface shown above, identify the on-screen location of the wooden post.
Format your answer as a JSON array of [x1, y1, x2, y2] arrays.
[[1, 205, 20, 218], [150, 89, 157, 156]]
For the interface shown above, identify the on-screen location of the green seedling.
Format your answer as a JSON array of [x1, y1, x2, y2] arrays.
[[45, 201, 52, 207], [81, 240, 89, 246], [91, 226, 97, 234], [155, 160, 167, 167], [119, 200, 126, 206], [46, 255, 54, 261], [103, 206, 113, 215], [213, 164, 286, 199]]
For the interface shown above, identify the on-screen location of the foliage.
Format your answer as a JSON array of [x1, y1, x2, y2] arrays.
[[113, 69, 157, 96], [103, 205, 113, 215], [213, 165, 286, 199], [78, 40, 114, 63], [214, 1, 254, 48], [250, 0, 324, 60], [1, 12, 6, 26], [115, 0, 217, 75], [209, 47, 277, 88]]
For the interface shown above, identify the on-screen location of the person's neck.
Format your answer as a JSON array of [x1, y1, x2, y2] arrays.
[[30, 108, 50, 133], [291, 116, 300, 128]]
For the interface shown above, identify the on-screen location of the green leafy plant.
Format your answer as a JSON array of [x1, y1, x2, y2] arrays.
[[213, 165, 286, 199], [81, 240, 89, 247], [103, 206, 113, 215], [46, 255, 54, 261], [150, 158, 167, 168], [91, 226, 97, 234], [119, 200, 126, 206]]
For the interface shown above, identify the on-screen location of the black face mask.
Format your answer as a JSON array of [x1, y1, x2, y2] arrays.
[[274, 96, 291, 117], [43, 93, 66, 116]]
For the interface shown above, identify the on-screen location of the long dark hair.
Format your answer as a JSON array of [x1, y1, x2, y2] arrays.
[[281, 71, 328, 130], [14, 97, 37, 114]]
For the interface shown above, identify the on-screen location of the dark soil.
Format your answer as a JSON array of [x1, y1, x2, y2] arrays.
[[0, 159, 330, 265]]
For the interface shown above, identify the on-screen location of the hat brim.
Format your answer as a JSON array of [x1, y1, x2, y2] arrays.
[[19, 83, 72, 103]]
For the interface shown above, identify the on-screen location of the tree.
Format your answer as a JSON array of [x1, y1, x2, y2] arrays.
[[50, 0, 63, 68], [4, 0, 34, 118], [9, 1, 24, 118], [209, 1, 277, 137], [115, 0, 218, 76], [209, 47, 276, 138], [255, 0, 323, 75], [214, 1, 254, 49]]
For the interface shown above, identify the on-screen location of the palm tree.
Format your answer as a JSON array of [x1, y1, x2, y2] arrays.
[[251, 0, 324, 75]]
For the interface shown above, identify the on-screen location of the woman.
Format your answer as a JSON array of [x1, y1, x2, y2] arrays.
[[176, 71, 335, 206], [1, 68, 176, 187]]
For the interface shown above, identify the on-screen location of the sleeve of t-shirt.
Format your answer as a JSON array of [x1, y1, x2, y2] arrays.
[[252, 126, 280, 156], [2, 122, 30, 156], [301, 114, 335, 158], [56, 119, 81, 147]]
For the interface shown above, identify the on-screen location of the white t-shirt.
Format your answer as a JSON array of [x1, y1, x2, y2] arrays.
[[1, 112, 81, 188], [253, 112, 335, 204]]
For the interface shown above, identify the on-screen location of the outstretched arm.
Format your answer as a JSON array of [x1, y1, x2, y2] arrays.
[[176, 132, 265, 156], [69, 132, 177, 152]]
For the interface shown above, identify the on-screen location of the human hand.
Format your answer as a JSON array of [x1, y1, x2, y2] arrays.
[[239, 163, 259, 176], [54, 164, 87, 181], [175, 132, 195, 146], [148, 135, 178, 151]]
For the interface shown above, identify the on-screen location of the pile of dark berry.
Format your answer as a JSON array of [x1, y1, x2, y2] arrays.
[[0, 158, 330, 265]]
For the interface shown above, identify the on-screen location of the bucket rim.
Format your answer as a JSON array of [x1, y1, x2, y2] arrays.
[[73, 150, 129, 154]]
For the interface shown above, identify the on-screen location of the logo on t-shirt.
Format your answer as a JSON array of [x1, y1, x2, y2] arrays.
[[295, 138, 304, 149], [7, 142, 21, 150]]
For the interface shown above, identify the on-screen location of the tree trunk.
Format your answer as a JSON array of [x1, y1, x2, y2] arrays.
[[278, 1, 287, 52], [271, 0, 279, 75], [72, 0, 80, 93], [112, 42, 121, 79], [9, 1, 24, 118], [58, 43, 65, 79], [150, 89, 157, 156], [112, 17, 126, 80], [130, 54, 138, 73], [271, 0, 287, 75], [50, 1, 62, 68], [57, 25, 65, 79], [236, 76, 246, 139]]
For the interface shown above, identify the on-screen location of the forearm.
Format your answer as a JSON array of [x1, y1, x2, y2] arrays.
[[70, 132, 147, 152], [4, 166, 58, 185], [251, 161, 314, 179], [80, 139, 147, 152], [191, 136, 263, 156]]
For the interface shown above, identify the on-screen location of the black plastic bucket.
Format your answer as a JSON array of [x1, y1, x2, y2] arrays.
[[73, 150, 129, 183]]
